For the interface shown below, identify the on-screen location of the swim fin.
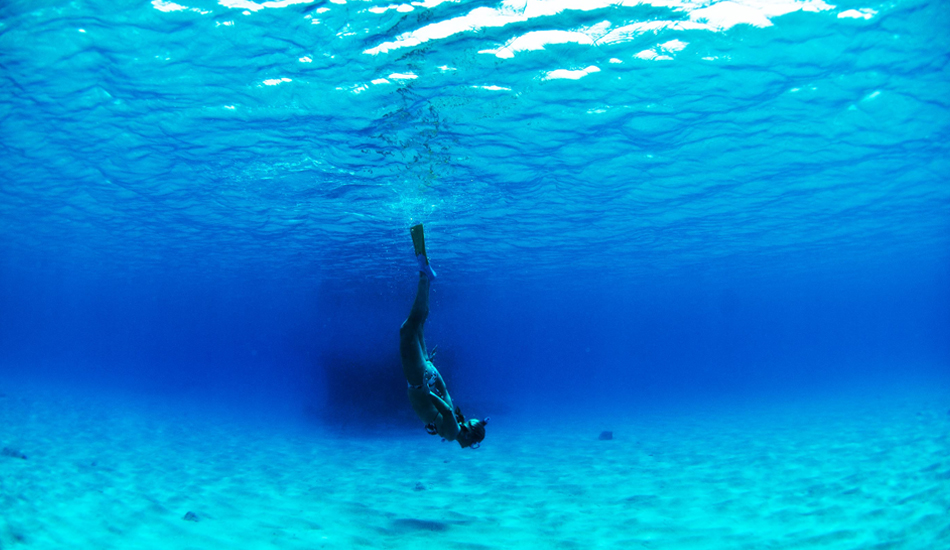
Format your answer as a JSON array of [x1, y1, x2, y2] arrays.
[[410, 223, 437, 279], [410, 223, 427, 257]]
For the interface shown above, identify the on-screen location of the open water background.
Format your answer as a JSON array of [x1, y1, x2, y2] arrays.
[[1, 0, 948, 423]]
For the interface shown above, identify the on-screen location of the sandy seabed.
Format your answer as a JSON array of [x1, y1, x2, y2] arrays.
[[1, 383, 948, 550]]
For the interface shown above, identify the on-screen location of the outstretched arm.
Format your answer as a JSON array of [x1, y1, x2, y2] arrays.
[[429, 392, 460, 441]]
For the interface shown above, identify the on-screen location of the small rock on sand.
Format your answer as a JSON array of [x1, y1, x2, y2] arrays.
[[2, 447, 27, 459], [183, 511, 200, 522]]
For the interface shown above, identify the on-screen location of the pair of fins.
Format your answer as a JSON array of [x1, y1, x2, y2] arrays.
[[410, 223, 437, 280]]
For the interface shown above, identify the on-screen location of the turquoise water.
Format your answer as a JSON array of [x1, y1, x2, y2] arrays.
[[1, 1, 949, 548], [3, 0, 947, 283], [0, 1, 948, 423]]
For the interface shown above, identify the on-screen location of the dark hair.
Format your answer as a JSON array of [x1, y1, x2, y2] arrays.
[[468, 419, 486, 440], [462, 418, 487, 448]]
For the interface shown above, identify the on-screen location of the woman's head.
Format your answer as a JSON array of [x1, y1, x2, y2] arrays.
[[457, 417, 488, 449]]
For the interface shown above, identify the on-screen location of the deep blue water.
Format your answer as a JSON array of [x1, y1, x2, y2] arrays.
[[1, 0, 948, 425]]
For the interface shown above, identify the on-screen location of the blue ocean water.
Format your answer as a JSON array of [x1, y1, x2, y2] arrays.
[[2, 1, 950, 548], [1, 0, 948, 423]]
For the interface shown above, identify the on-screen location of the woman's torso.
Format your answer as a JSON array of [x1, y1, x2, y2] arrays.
[[407, 364, 454, 428]]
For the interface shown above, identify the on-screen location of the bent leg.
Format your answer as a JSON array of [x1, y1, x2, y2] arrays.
[[400, 272, 430, 385]]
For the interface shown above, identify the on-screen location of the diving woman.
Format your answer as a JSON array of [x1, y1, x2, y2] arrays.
[[399, 224, 488, 449]]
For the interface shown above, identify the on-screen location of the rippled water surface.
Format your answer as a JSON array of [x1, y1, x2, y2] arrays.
[[2, 0, 947, 286], [1, 6, 949, 548]]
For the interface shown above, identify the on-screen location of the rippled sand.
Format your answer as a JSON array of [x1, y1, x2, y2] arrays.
[[1, 385, 948, 549]]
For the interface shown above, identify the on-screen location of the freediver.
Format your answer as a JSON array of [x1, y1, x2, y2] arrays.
[[399, 223, 488, 449]]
